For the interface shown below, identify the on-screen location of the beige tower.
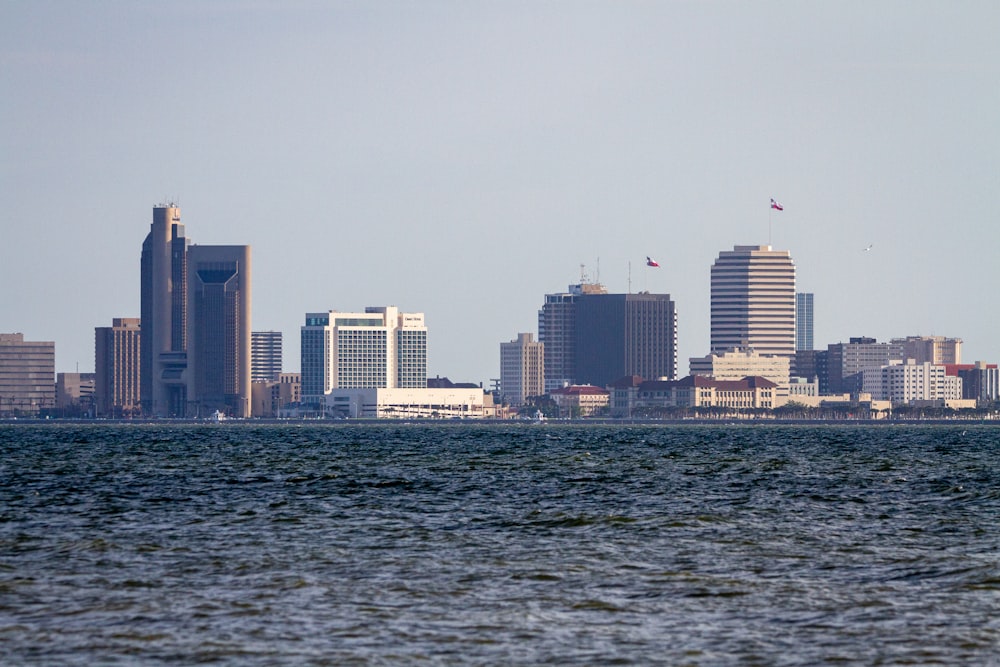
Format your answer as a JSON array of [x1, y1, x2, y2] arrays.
[[711, 245, 796, 358], [95, 317, 141, 418]]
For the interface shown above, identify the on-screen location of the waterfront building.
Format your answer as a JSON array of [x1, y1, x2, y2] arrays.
[[0, 333, 55, 416], [94, 317, 141, 418], [796, 292, 814, 351], [140, 204, 252, 418], [634, 375, 779, 411], [325, 387, 489, 419], [499, 333, 544, 407], [549, 384, 611, 417], [892, 336, 962, 365], [711, 245, 796, 358], [301, 306, 427, 408]]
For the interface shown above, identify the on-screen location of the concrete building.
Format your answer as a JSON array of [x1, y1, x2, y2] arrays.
[[538, 281, 607, 392], [825, 337, 904, 395], [796, 292, 814, 351], [251, 331, 283, 382], [892, 336, 962, 365], [325, 387, 489, 419], [574, 292, 678, 388], [94, 317, 141, 418], [0, 333, 55, 416], [634, 375, 780, 411], [140, 204, 252, 418], [711, 245, 796, 358], [500, 333, 544, 407], [250, 373, 300, 418], [301, 306, 427, 407], [948, 362, 999, 404], [861, 360, 962, 404], [186, 244, 252, 418], [689, 348, 791, 396], [56, 373, 95, 416]]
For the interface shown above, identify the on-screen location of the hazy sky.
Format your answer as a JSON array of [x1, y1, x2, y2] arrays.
[[3, 1, 999, 383]]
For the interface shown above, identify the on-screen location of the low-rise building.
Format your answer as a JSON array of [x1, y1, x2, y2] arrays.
[[635, 375, 780, 411], [549, 384, 610, 417], [324, 387, 490, 419]]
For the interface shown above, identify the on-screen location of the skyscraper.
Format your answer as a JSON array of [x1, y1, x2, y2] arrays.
[[711, 245, 796, 358], [574, 292, 677, 388], [251, 331, 283, 382], [300, 306, 427, 407], [796, 292, 814, 351], [94, 317, 141, 418], [186, 244, 252, 418], [500, 333, 544, 406], [140, 204, 188, 416], [140, 204, 252, 418], [538, 281, 607, 392]]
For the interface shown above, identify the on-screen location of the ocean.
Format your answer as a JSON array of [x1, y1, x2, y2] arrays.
[[1, 423, 998, 665]]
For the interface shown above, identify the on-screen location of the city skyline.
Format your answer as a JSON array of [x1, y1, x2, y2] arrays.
[[3, 3, 999, 383]]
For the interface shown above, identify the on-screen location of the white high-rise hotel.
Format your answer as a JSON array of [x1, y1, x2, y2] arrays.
[[711, 245, 796, 358], [300, 306, 427, 406]]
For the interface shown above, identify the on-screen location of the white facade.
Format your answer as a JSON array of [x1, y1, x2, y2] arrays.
[[301, 306, 427, 407], [861, 360, 962, 404], [325, 387, 486, 419]]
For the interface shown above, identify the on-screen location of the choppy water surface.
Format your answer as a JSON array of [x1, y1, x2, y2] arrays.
[[2, 423, 999, 665]]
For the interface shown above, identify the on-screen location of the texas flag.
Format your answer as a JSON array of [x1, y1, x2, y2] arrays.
[[770, 198, 784, 211], [646, 256, 660, 267]]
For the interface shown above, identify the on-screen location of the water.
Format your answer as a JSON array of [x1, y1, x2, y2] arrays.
[[2, 423, 999, 665]]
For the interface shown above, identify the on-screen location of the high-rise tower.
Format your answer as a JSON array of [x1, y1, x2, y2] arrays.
[[711, 245, 796, 358], [95, 317, 141, 418], [140, 204, 251, 417], [140, 204, 188, 416], [300, 306, 427, 408], [795, 292, 814, 351], [186, 244, 252, 418]]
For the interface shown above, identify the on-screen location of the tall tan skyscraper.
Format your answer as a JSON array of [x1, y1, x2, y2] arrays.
[[500, 333, 544, 407], [140, 204, 188, 416], [140, 204, 252, 418], [95, 317, 141, 418], [711, 245, 796, 358]]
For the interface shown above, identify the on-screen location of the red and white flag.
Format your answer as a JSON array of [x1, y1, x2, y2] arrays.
[[770, 198, 784, 211], [646, 256, 660, 267]]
